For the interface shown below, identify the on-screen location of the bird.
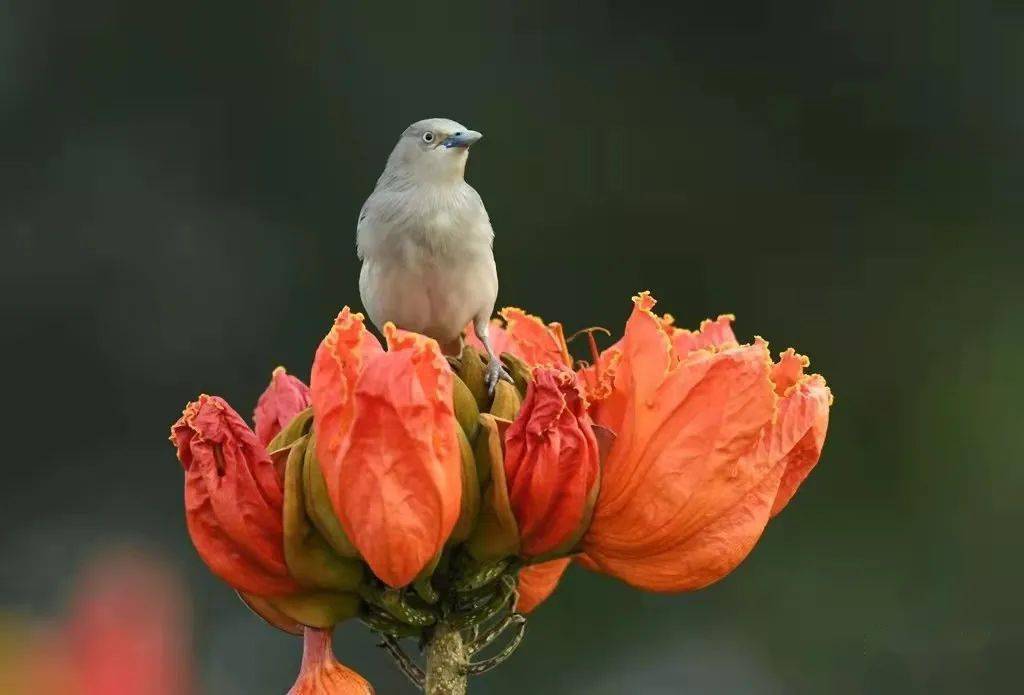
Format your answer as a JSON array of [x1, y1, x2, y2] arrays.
[[357, 117, 512, 391]]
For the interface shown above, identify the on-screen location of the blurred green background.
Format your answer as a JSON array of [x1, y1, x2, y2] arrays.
[[3, 1, 1022, 693]]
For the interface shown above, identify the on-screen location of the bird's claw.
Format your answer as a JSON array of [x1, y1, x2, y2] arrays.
[[485, 357, 514, 395]]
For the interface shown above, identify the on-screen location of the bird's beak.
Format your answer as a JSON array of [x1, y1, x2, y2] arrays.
[[441, 130, 483, 149]]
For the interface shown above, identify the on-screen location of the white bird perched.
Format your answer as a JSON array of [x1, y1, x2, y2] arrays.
[[357, 117, 512, 390]]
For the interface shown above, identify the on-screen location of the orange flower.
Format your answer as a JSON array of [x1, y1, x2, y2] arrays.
[[254, 366, 311, 447], [287, 628, 374, 695], [580, 293, 832, 591], [171, 395, 300, 596], [503, 368, 600, 558], [465, 307, 572, 368], [516, 558, 571, 614], [310, 308, 461, 588]]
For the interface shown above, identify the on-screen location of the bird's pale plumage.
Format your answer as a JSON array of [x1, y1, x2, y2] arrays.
[[358, 118, 510, 387]]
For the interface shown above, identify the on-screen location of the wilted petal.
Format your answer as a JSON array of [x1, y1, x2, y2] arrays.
[[171, 395, 300, 596], [254, 367, 312, 447], [504, 368, 600, 558], [517, 558, 571, 614]]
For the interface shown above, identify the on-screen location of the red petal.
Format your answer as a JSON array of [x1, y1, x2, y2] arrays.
[[171, 395, 299, 596], [254, 367, 312, 447], [504, 369, 600, 557]]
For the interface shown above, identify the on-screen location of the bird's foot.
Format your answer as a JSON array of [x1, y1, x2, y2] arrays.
[[485, 357, 514, 394]]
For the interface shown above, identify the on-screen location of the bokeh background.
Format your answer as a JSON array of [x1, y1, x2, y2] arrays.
[[3, 1, 1022, 693]]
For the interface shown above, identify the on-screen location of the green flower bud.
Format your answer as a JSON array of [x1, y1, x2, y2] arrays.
[[283, 435, 364, 592], [448, 426, 480, 544], [302, 433, 360, 559], [465, 415, 520, 563], [500, 353, 533, 397], [458, 345, 490, 409], [263, 590, 361, 629], [489, 380, 521, 421], [236, 591, 303, 635], [452, 375, 481, 441]]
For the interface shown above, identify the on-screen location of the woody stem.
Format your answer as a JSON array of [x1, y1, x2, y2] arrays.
[[424, 621, 469, 695]]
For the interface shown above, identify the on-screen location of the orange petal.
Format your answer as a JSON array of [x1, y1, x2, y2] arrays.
[[577, 345, 621, 404], [516, 558, 571, 614], [327, 325, 461, 588], [771, 348, 809, 396], [466, 309, 571, 368], [665, 314, 738, 358], [311, 308, 384, 478], [768, 351, 832, 515], [582, 293, 780, 592]]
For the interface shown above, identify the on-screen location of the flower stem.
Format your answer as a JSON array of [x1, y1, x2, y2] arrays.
[[299, 626, 334, 674], [424, 622, 468, 695]]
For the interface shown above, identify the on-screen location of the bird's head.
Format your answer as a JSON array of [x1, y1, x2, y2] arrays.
[[384, 118, 483, 184]]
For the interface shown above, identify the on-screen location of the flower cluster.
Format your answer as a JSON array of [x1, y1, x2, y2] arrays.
[[170, 293, 831, 693]]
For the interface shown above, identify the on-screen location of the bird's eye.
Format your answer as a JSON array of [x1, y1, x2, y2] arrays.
[[422, 132, 434, 143]]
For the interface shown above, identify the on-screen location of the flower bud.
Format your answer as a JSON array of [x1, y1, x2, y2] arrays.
[[503, 368, 601, 558], [287, 627, 375, 695], [254, 367, 312, 448], [465, 415, 520, 563], [281, 434, 364, 593], [171, 395, 299, 596]]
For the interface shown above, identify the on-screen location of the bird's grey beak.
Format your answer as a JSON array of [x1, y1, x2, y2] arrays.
[[441, 130, 483, 149]]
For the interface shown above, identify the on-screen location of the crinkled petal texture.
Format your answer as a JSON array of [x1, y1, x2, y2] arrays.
[[504, 368, 600, 557], [581, 293, 831, 592], [171, 395, 300, 596], [517, 558, 571, 614], [311, 309, 461, 588], [467, 308, 572, 368], [254, 367, 312, 447], [288, 628, 374, 695]]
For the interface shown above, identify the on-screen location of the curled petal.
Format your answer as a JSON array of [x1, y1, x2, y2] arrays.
[[171, 395, 299, 596], [504, 368, 600, 558], [577, 346, 621, 404], [768, 351, 832, 515], [517, 558, 571, 614], [664, 313, 738, 358], [319, 323, 461, 587], [466, 308, 572, 368], [254, 367, 312, 447]]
